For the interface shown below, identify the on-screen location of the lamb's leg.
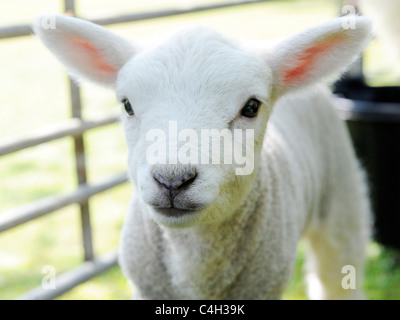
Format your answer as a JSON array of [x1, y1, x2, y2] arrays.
[[304, 167, 371, 300]]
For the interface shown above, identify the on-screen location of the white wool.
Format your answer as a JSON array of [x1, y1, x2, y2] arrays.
[[33, 14, 372, 299]]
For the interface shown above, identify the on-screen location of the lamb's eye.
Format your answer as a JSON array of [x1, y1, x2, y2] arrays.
[[122, 98, 134, 116], [240, 98, 261, 118]]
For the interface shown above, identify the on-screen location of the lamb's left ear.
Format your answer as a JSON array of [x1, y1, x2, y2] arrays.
[[266, 16, 372, 99], [33, 14, 136, 86]]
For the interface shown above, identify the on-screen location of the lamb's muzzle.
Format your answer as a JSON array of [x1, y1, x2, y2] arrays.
[[152, 169, 198, 211]]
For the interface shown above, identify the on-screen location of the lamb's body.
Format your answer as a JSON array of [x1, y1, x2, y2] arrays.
[[34, 14, 372, 299], [119, 86, 370, 299]]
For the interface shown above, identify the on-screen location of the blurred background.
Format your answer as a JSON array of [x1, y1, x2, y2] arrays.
[[0, 0, 399, 300]]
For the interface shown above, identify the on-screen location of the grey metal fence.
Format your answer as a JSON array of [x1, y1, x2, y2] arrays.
[[0, 0, 271, 300]]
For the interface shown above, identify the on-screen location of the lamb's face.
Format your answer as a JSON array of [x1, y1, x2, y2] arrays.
[[116, 28, 273, 228]]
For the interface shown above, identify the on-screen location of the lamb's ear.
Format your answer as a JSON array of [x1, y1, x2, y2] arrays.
[[33, 14, 136, 86], [267, 16, 372, 99]]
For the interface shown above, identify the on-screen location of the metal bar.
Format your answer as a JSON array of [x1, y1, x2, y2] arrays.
[[89, 0, 272, 25], [0, 172, 128, 233], [0, 114, 119, 157], [64, 0, 76, 15], [64, 0, 94, 262], [0, 0, 271, 39], [0, 25, 32, 39], [67, 80, 94, 261], [17, 250, 118, 300]]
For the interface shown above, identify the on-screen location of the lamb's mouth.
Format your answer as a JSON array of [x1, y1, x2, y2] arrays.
[[152, 207, 200, 217]]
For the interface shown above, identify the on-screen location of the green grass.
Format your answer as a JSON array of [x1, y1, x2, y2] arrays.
[[1, 0, 400, 300]]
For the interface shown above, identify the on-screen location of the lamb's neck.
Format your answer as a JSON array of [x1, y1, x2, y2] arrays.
[[158, 175, 265, 298]]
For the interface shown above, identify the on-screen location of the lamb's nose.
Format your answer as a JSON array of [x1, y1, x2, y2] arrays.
[[153, 171, 197, 191]]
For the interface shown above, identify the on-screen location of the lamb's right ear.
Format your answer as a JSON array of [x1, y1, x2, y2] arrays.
[[33, 14, 136, 86], [266, 16, 372, 100]]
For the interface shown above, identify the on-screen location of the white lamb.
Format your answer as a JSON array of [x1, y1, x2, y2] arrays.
[[34, 14, 372, 299]]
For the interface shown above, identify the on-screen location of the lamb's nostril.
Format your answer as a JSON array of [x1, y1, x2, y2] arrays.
[[153, 172, 172, 189], [153, 171, 197, 190], [171, 171, 197, 189]]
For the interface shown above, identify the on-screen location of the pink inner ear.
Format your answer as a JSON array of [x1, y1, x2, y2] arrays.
[[283, 35, 345, 84], [67, 36, 117, 74]]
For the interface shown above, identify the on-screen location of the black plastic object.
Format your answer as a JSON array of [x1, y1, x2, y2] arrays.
[[334, 78, 400, 249]]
